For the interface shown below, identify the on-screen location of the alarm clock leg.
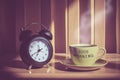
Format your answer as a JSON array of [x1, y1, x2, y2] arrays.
[[44, 64, 51, 73], [28, 65, 32, 74], [28, 65, 32, 69], [46, 64, 51, 73]]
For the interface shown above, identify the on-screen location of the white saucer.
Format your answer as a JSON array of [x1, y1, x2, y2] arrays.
[[60, 59, 108, 71]]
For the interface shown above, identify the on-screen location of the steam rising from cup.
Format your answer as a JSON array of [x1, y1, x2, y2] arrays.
[[80, 0, 113, 43]]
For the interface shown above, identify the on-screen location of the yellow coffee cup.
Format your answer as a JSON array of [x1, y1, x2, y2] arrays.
[[69, 44, 106, 66]]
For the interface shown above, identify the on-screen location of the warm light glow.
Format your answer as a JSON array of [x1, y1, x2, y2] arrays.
[[91, 0, 95, 44], [68, 0, 80, 45], [65, 0, 69, 59], [116, 0, 120, 53], [50, 0, 55, 73], [95, 0, 113, 47], [80, 0, 113, 45]]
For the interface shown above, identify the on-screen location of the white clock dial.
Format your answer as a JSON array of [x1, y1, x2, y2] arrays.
[[29, 40, 49, 62]]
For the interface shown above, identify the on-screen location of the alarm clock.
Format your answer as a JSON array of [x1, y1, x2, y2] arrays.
[[19, 23, 53, 68]]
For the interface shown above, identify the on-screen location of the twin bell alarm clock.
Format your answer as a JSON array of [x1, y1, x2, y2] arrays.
[[19, 23, 53, 68]]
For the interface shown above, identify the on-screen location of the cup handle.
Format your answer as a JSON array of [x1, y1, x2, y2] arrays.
[[97, 47, 106, 60]]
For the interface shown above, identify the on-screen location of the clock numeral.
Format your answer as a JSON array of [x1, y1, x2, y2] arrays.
[[44, 45, 46, 47], [29, 50, 32, 52], [42, 57, 44, 59], [37, 45, 39, 48], [45, 48, 48, 51], [31, 54, 34, 57], [30, 45, 33, 48]]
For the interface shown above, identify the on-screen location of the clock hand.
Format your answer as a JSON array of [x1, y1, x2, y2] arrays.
[[33, 48, 43, 57], [31, 48, 42, 56], [38, 48, 43, 53], [31, 52, 38, 56]]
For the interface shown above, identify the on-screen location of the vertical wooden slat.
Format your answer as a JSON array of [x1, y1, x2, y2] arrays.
[[24, 0, 41, 32], [94, 0, 105, 48], [105, 0, 116, 53], [116, 0, 120, 53], [118, 0, 120, 54], [80, 0, 91, 44], [54, 0, 66, 53], [16, 0, 24, 53], [50, 0, 55, 72], [41, 0, 51, 28], [68, 0, 80, 45], [65, 0, 69, 58], [0, 0, 16, 54], [91, 0, 95, 44]]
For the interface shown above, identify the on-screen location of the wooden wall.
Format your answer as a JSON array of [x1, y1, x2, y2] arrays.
[[0, 0, 16, 56], [0, 0, 120, 57]]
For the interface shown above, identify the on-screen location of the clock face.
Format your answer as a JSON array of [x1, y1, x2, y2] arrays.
[[29, 40, 49, 62], [20, 36, 53, 67]]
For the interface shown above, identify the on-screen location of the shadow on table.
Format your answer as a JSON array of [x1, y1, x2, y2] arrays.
[[0, 56, 27, 80], [105, 61, 120, 70], [0, 60, 27, 69], [1, 60, 120, 80], [55, 62, 100, 72]]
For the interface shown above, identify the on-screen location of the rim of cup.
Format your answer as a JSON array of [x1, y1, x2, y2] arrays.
[[69, 44, 97, 47]]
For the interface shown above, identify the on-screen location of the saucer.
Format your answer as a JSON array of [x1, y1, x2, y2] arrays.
[[60, 59, 108, 71]]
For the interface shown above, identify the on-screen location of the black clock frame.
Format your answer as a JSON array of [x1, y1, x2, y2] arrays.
[[20, 35, 53, 67]]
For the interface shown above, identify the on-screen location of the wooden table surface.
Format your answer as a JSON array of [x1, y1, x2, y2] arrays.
[[0, 53, 120, 80]]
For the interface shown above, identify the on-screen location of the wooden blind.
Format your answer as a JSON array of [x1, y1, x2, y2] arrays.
[[16, 0, 120, 54]]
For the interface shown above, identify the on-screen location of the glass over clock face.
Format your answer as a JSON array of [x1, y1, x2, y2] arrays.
[[29, 40, 49, 62]]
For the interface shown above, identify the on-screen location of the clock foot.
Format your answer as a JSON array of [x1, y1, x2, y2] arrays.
[[28, 65, 32, 70], [44, 64, 51, 73], [28, 65, 32, 74]]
